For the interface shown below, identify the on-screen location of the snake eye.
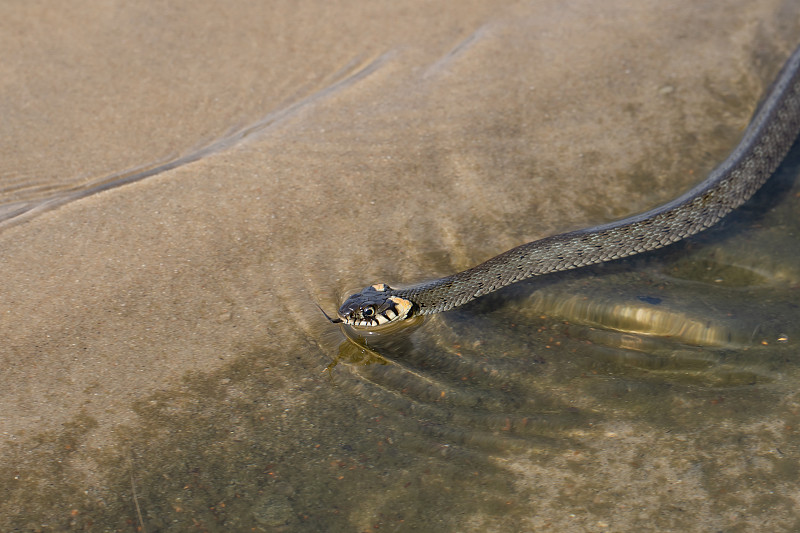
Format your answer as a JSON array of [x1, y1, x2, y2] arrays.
[[362, 306, 376, 318]]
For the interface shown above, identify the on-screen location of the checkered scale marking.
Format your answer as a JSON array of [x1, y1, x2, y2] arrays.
[[336, 44, 800, 327]]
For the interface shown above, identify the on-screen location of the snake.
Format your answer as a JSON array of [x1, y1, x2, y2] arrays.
[[329, 44, 800, 328]]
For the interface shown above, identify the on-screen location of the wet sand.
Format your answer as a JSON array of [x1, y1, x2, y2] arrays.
[[3, 0, 800, 530]]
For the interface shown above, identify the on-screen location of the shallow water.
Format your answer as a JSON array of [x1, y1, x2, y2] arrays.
[[3, 1, 800, 531]]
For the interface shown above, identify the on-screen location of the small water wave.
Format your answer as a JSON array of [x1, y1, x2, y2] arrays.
[[525, 290, 744, 347], [0, 51, 392, 232], [323, 251, 795, 458]]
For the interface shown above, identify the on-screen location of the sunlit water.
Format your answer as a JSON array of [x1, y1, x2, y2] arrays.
[[3, 3, 800, 532], [5, 145, 798, 533]]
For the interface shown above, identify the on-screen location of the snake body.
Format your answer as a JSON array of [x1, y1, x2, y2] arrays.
[[335, 44, 800, 328]]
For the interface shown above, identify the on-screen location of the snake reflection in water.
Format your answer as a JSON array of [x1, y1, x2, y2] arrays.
[[331, 44, 800, 328]]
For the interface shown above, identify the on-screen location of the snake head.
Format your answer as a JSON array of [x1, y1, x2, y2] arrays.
[[337, 284, 414, 327]]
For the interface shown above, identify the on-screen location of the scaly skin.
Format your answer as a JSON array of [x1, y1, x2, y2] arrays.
[[336, 44, 800, 327]]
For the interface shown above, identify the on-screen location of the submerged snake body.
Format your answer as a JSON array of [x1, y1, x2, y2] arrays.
[[336, 45, 800, 328]]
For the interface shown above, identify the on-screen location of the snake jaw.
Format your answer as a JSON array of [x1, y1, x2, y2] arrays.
[[337, 285, 414, 327]]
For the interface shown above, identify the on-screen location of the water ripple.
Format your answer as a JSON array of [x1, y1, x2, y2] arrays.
[[0, 51, 393, 232]]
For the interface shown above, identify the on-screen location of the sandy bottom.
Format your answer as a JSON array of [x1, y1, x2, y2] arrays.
[[2, 0, 800, 530]]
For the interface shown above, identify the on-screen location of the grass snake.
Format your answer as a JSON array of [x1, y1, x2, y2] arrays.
[[331, 44, 800, 328]]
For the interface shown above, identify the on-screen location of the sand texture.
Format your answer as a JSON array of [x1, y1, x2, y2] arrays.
[[2, 1, 800, 530]]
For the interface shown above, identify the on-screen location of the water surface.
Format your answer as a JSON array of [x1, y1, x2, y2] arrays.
[[2, 1, 800, 531]]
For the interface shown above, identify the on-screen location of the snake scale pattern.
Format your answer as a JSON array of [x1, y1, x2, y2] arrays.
[[333, 44, 800, 328]]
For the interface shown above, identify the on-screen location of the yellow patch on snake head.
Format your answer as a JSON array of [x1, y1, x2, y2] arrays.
[[388, 296, 413, 320], [336, 286, 414, 328]]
